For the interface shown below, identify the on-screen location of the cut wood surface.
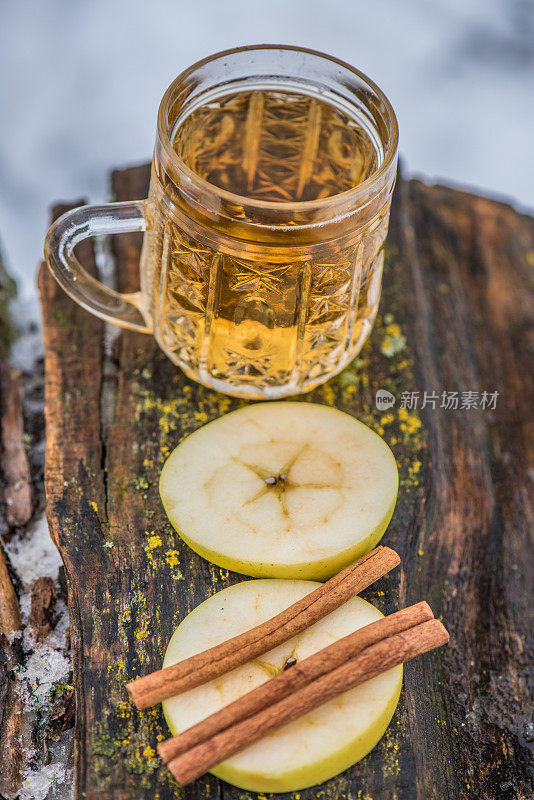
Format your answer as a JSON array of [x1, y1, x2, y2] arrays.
[[39, 168, 534, 800]]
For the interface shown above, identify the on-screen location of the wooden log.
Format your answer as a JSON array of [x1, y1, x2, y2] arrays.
[[396, 181, 534, 799], [0, 254, 35, 800], [29, 575, 56, 642], [0, 361, 33, 530], [0, 354, 72, 798], [38, 200, 106, 799], [0, 639, 36, 800], [0, 543, 20, 634], [39, 170, 534, 800]]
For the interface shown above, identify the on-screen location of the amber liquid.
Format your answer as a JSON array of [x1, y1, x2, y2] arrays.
[[175, 90, 378, 202], [142, 90, 391, 397]]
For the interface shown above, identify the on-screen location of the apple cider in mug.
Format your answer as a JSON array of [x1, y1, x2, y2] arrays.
[[142, 89, 391, 396], [46, 47, 398, 399]]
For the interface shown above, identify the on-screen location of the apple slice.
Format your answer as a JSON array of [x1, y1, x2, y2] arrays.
[[162, 579, 402, 793], [159, 402, 398, 579]]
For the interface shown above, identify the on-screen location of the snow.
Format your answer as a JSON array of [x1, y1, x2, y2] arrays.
[[14, 594, 73, 799], [5, 514, 72, 797], [19, 735, 74, 800], [9, 297, 45, 372], [5, 514, 69, 688], [16, 637, 71, 706], [14, 592, 73, 799], [5, 515, 62, 592], [5, 514, 62, 630]]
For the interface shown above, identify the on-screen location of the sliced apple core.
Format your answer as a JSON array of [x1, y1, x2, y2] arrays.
[[159, 402, 398, 579], [162, 579, 402, 793]]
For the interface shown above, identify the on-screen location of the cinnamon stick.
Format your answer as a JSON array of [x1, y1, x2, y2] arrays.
[[158, 600, 432, 763], [127, 545, 399, 709], [168, 618, 449, 785]]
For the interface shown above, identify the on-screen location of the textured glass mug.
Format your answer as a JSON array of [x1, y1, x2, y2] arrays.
[[45, 45, 398, 399]]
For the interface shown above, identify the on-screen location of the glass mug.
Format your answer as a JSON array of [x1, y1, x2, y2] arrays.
[[45, 45, 398, 399]]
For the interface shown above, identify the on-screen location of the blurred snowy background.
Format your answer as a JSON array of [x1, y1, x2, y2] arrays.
[[1, 0, 533, 318]]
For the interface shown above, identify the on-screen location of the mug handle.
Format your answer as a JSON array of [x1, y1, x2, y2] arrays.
[[44, 200, 151, 332]]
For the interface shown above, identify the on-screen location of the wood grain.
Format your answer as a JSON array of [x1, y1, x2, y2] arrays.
[[39, 170, 534, 800], [0, 543, 20, 635], [0, 361, 33, 529]]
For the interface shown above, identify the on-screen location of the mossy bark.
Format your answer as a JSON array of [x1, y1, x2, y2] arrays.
[[39, 168, 534, 800]]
